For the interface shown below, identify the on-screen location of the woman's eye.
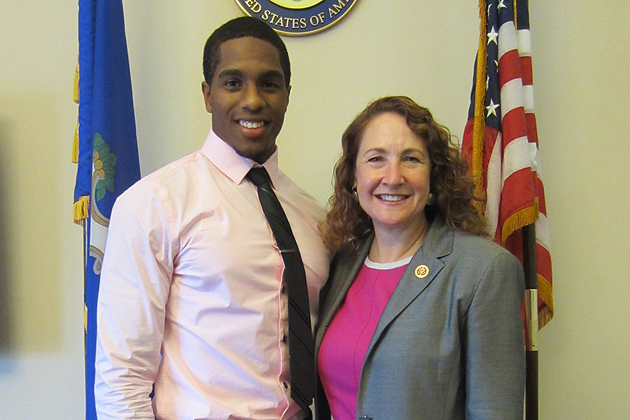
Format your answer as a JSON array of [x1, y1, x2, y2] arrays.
[[404, 154, 427, 164]]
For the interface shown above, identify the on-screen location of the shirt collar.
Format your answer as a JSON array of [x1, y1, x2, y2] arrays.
[[200, 129, 280, 187]]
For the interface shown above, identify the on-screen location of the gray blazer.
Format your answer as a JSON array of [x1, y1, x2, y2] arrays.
[[314, 217, 525, 420]]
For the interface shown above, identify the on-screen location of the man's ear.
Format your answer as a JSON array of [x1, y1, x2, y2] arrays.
[[285, 84, 291, 111], [201, 81, 212, 113]]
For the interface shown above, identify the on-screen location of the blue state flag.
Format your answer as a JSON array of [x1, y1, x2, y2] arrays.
[[73, 1, 141, 418]]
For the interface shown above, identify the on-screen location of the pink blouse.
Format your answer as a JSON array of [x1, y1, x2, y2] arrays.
[[318, 257, 411, 420]]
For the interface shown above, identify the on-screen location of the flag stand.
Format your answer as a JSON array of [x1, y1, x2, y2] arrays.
[[523, 224, 538, 420]]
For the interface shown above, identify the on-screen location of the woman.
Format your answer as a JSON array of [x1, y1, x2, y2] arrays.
[[315, 96, 525, 420]]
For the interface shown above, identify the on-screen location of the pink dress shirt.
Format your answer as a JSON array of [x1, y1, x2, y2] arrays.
[[318, 257, 409, 420], [94, 129, 330, 420]]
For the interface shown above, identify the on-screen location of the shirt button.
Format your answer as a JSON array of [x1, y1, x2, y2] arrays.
[[283, 382, 289, 389]]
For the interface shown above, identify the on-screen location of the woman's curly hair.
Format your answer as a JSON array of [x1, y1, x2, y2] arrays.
[[320, 96, 488, 251]]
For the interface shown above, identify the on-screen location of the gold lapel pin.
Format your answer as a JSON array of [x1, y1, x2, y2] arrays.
[[414, 264, 429, 279]]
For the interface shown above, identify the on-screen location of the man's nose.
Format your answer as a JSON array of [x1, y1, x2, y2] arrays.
[[241, 83, 264, 110]]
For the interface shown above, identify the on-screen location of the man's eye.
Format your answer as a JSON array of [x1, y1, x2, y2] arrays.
[[224, 80, 240, 88], [261, 81, 281, 90]]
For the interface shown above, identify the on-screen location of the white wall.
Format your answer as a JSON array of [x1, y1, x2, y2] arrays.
[[1, 1, 629, 419], [531, 2, 630, 418]]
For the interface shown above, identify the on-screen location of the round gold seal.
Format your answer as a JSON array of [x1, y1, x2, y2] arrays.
[[234, 0, 358, 36]]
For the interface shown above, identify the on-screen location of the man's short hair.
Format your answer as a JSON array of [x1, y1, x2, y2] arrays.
[[203, 16, 291, 87]]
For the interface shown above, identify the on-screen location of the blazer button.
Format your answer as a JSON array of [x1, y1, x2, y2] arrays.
[[359, 416, 372, 420]]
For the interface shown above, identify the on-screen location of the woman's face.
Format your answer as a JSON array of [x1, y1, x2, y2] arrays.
[[354, 112, 431, 234]]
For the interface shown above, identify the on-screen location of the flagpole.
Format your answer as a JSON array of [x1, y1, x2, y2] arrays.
[[522, 223, 538, 420]]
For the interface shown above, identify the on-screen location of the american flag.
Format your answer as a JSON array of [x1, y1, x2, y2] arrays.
[[462, 0, 553, 328]]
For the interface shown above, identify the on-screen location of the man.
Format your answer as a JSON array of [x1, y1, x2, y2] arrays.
[[94, 17, 330, 420]]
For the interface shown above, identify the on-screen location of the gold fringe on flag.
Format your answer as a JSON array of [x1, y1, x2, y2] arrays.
[[471, 0, 488, 215], [513, 0, 518, 30], [501, 199, 540, 246], [72, 124, 79, 163], [538, 274, 554, 328], [74, 195, 89, 225], [73, 63, 79, 104], [73, 59, 86, 224]]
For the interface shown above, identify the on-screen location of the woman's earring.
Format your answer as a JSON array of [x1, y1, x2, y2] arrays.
[[351, 185, 358, 198], [427, 193, 435, 205]]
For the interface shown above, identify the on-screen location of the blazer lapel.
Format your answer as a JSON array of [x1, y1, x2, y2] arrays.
[[365, 217, 454, 358]]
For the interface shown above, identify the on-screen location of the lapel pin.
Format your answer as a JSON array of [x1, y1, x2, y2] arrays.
[[414, 265, 429, 279]]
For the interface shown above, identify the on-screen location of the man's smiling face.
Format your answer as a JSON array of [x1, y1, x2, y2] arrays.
[[202, 36, 291, 164]]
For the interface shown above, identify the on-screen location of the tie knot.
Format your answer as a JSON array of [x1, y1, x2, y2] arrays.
[[247, 166, 271, 187]]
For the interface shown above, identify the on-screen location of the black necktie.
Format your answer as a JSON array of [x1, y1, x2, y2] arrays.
[[247, 167, 314, 414]]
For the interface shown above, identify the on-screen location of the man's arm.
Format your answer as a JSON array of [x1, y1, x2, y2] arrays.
[[94, 181, 175, 420]]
